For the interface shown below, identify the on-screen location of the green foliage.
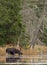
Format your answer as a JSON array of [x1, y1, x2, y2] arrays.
[[0, 0, 22, 45], [0, 0, 30, 49], [39, 23, 47, 46], [19, 33, 30, 49]]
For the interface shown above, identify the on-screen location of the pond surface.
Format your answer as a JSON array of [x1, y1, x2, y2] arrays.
[[0, 54, 47, 65]]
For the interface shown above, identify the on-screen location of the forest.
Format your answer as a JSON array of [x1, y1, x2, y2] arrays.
[[0, 0, 47, 64]]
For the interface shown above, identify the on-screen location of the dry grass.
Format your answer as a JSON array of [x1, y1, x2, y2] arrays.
[[0, 47, 6, 56], [21, 45, 47, 55], [0, 45, 47, 55]]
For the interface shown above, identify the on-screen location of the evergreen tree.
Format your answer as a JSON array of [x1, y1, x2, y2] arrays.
[[0, 0, 22, 45], [0, 0, 30, 49]]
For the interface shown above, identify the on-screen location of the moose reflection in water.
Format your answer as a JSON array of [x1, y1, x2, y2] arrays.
[[6, 48, 23, 62]]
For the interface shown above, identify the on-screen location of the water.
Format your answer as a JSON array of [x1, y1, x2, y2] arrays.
[[0, 55, 47, 65]]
